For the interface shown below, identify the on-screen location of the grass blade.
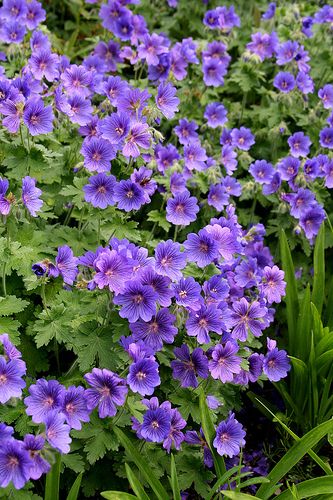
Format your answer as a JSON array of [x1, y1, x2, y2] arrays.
[[125, 464, 150, 500], [312, 223, 325, 315], [220, 492, 259, 499], [256, 419, 333, 499], [66, 473, 83, 500], [44, 454, 61, 500], [205, 466, 242, 500], [101, 492, 137, 499], [169, 455, 181, 500], [274, 476, 333, 500], [113, 427, 169, 500]]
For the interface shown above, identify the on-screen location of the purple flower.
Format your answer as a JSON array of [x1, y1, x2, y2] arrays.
[[84, 368, 128, 418], [319, 127, 333, 149], [273, 72, 295, 93], [163, 406, 186, 453], [288, 132, 311, 157], [184, 229, 219, 268], [81, 137, 116, 173], [23, 435, 50, 480], [249, 160, 274, 184], [174, 118, 198, 145], [99, 113, 130, 146], [276, 41, 298, 65], [114, 281, 157, 322], [172, 345, 208, 388], [130, 308, 177, 351], [0, 357, 25, 403], [166, 190, 199, 226], [130, 167, 156, 203], [277, 156, 300, 181], [64, 95, 93, 126], [23, 98, 53, 136], [296, 71, 314, 94], [208, 184, 229, 211], [117, 88, 150, 120], [123, 122, 151, 158], [61, 386, 90, 430], [234, 258, 259, 288], [0, 0, 27, 21], [83, 173, 116, 209], [127, 358, 160, 396], [21, 176, 43, 217], [24, 0, 46, 29], [247, 32, 278, 61], [204, 224, 239, 260], [213, 413, 246, 457], [138, 33, 169, 66], [209, 342, 242, 382], [93, 249, 132, 294], [299, 206, 325, 240], [231, 127, 255, 151], [154, 240, 186, 281], [55, 246, 78, 285], [186, 305, 224, 344], [156, 82, 179, 119], [261, 266, 286, 304], [262, 2, 276, 19], [263, 339, 290, 381], [0, 440, 31, 489], [103, 76, 128, 106], [221, 145, 238, 174], [204, 102, 228, 128], [0, 21, 26, 44], [24, 379, 64, 424], [0, 178, 11, 215], [172, 277, 202, 310], [44, 410, 71, 454], [61, 64, 93, 98], [229, 298, 267, 341], [141, 405, 171, 443], [29, 49, 59, 82], [318, 84, 333, 109], [202, 59, 226, 87], [114, 180, 146, 211], [184, 142, 208, 171]]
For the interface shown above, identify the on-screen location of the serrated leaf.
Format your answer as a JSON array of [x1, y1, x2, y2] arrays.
[[0, 295, 29, 316]]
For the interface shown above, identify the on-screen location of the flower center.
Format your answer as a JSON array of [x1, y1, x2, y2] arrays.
[[0, 374, 7, 384]]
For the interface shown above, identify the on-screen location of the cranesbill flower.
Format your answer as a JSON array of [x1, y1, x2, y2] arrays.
[[29, 49, 59, 82], [127, 358, 160, 396], [302, 16, 314, 37], [24, 0, 46, 29], [288, 131, 311, 157], [318, 84, 333, 109], [81, 137, 116, 173], [249, 160, 274, 184], [262, 172, 281, 195], [84, 368, 128, 418], [94, 41, 123, 72], [231, 127, 255, 151], [30, 30, 50, 52], [202, 59, 226, 87], [155, 144, 180, 172], [209, 342, 242, 382], [114, 180, 146, 211], [114, 281, 157, 322], [0, 440, 31, 489], [288, 188, 315, 218], [171, 345, 208, 388], [234, 258, 259, 288], [141, 405, 171, 443], [66, 95, 93, 126], [174, 118, 198, 145], [229, 298, 267, 341], [299, 206, 325, 240], [138, 33, 169, 66], [44, 410, 71, 454], [204, 224, 239, 260], [163, 407, 186, 453], [140, 268, 173, 307], [83, 173, 116, 209], [94, 249, 132, 294], [170, 172, 186, 194], [221, 145, 238, 174], [122, 122, 151, 158], [23, 98, 53, 136], [156, 82, 179, 119], [55, 246, 78, 285], [203, 275, 229, 303], [184, 142, 207, 171], [150, 52, 171, 81], [166, 190, 199, 226], [172, 277, 202, 311], [296, 71, 314, 94], [186, 304, 224, 344], [0, 20, 26, 44], [204, 102, 228, 128], [184, 229, 219, 268], [24, 379, 64, 424], [61, 386, 91, 430], [0, 357, 26, 403], [0, 96, 24, 133], [276, 40, 299, 65], [273, 72, 295, 93], [61, 64, 93, 98], [277, 156, 300, 181], [319, 127, 333, 149], [261, 265, 286, 303], [99, 113, 130, 146], [246, 32, 278, 61], [154, 240, 186, 281], [213, 413, 246, 457], [117, 88, 150, 120], [0, 0, 27, 21], [21, 176, 43, 217], [324, 159, 333, 188], [0, 178, 11, 215], [130, 308, 177, 352], [103, 76, 128, 106], [130, 167, 156, 203], [23, 435, 50, 480], [263, 338, 290, 381], [262, 2, 276, 19], [208, 183, 229, 211]]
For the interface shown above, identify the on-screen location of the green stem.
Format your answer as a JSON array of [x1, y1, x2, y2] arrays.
[[2, 262, 6, 297], [97, 213, 101, 245], [63, 204, 74, 226], [173, 225, 179, 242], [238, 92, 247, 126]]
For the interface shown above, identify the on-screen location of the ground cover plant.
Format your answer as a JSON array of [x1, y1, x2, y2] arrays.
[[0, 0, 332, 498]]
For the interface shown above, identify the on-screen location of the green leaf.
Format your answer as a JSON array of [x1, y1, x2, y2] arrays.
[[199, 387, 226, 478], [62, 453, 85, 473], [0, 295, 29, 316], [113, 427, 169, 500], [256, 419, 333, 499], [66, 473, 83, 500], [295, 285, 311, 361], [125, 464, 150, 500], [275, 476, 333, 500], [147, 210, 171, 232], [44, 454, 61, 500], [169, 454, 181, 500], [206, 466, 242, 500], [221, 492, 258, 500], [312, 223, 325, 315], [279, 230, 299, 355], [101, 492, 137, 500]]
